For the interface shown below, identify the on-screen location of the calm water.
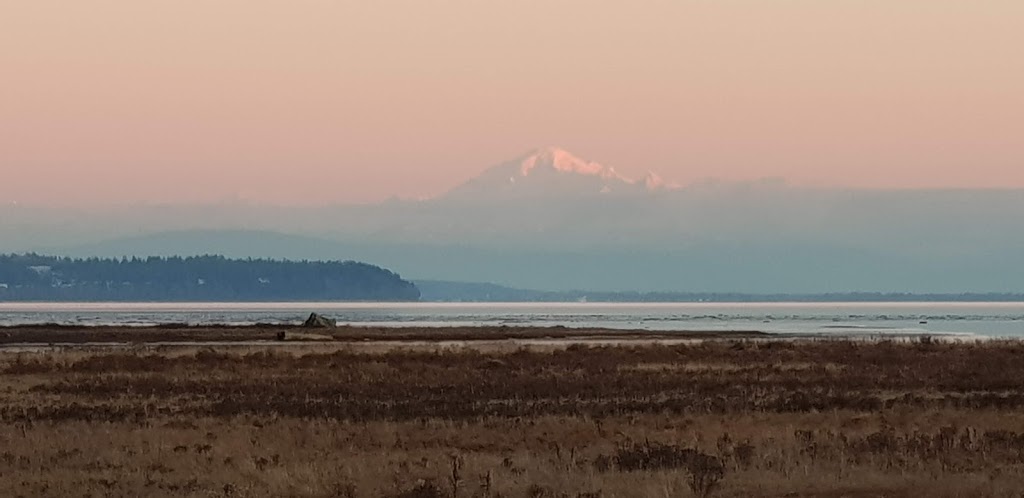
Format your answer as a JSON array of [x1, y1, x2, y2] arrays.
[[2, 302, 1024, 338]]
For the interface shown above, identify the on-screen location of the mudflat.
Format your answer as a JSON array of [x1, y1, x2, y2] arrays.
[[1, 333, 1023, 497], [0, 324, 772, 346]]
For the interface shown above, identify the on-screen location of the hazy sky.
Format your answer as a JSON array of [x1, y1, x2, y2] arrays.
[[2, 1, 1023, 205]]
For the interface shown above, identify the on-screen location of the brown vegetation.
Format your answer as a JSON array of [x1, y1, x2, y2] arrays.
[[1, 337, 1024, 496]]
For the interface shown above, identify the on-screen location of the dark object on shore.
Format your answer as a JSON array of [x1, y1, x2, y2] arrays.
[[303, 313, 336, 328], [276, 331, 287, 341]]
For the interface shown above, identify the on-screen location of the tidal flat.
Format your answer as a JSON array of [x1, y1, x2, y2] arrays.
[[1, 331, 1023, 497]]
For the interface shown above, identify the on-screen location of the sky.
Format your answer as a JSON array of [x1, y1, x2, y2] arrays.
[[2, 1, 1023, 205]]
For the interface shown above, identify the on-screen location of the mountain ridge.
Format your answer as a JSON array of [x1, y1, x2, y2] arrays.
[[6, 148, 1024, 294], [440, 146, 678, 201]]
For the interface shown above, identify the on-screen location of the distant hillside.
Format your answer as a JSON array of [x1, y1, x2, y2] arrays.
[[7, 147, 1024, 293], [0, 254, 420, 302], [416, 280, 1024, 303], [416, 280, 558, 302]]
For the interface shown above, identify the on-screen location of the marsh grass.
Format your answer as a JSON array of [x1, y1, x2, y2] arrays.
[[2, 339, 1024, 496]]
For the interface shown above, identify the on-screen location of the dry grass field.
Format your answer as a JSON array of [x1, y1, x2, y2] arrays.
[[2, 331, 1024, 497]]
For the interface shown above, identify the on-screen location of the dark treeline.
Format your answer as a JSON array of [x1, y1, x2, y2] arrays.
[[0, 254, 420, 302]]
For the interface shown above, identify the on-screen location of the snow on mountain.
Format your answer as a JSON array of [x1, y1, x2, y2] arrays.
[[516, 146, 624, 179], [440, 146, 678, 201]]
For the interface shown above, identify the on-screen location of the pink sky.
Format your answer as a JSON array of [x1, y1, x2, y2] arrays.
[[2, 1, 1023, 205]]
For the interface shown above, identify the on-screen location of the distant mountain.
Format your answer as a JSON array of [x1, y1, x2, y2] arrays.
[[441, 146, 676, 201], [6, 147, 1024, 294]]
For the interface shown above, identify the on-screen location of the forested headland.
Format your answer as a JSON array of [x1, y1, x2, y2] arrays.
[[0, 254, 420, 302]]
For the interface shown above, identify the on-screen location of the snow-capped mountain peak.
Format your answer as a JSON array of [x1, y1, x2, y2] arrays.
[[440, 147, 677, 201], [641, 171, 680, 190], [516, 146, 625, 180]]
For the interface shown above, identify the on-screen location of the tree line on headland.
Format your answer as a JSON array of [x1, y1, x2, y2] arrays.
[[0, 254, 420, 302]]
